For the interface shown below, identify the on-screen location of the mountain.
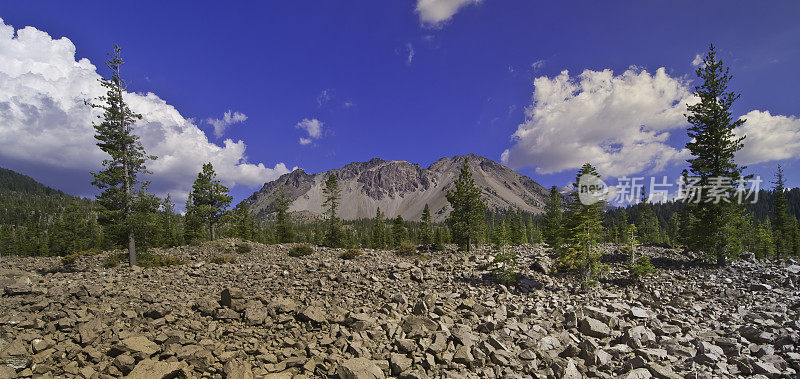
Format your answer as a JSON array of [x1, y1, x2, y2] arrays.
[[242, 154, 552, 222], [0, 167, 71, 197]]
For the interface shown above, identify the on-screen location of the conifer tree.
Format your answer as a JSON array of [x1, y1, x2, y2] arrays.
[[772, 165, 791, 259], [392, 215, 408, 246], [158, 195, 183, 247], [683, 44, 748, 266], [433, 227, 445, 251], [230, 203, 255, 241], [559, 163, 607, 285], [87, 45, 154, 266], [636, 191, 662, 245], [273, 186, 294, 243], [322, 174, 344, 247], [754, 219, 775, 259], [445, 158, 486, 252], [371, 208, 386, 249], [543, 186, 564, 249], [186, 163, 232, 241], [420, 204, 433, 248]]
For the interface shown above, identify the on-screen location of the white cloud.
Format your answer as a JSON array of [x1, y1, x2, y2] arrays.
[[407, 43, 415, 64], [502, 67, 697, 177], [0, 19, 291, 202], [531, 59, 545, 71], [735, 110, 800, 165], [415, 0, 481, 26], [691, 54, 703, 67], [295, 118, 323, 145], [316, 89, 331, 107], [206, 110, 247, 138]]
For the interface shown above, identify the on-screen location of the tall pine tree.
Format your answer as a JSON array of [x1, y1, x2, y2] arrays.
[[185, 163, 232, 241], [683, 44, 747, 266], [322, 174, 344, 247], [273, 186, 294, 243], [371, 207, 386, 249], [87, 45, 153, 267], [560, 163, 607, 284], [543, 186, 564, 249], [772, 165, 791, 259], [420, 204, 433, 248], [445, 158, 486, 252]]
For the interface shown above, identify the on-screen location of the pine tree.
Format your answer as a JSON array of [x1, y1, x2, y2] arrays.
[[322, 174, 344, 247], [230, 203, 255, 241], [543, 186, 564, 249], [371, 208, 386, 249], [185, 163, 232, 241], [274, 186, 294, 243], [559, 163, 607, 285], [636, 191, 662, 245], [683, 44, 748, 266], [392, 215, 408, 246], [754, 219, 775, 259], [772, 165, 791, 259], [157, 195, 183, 247], [420, 204, 433, 248], [445, 158, 486, 252], [87, 45, 154, 267]]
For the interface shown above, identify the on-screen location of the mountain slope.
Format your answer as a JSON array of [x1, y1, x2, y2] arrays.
[[242, 154, 552, 222], [0, 167, 70, 197]]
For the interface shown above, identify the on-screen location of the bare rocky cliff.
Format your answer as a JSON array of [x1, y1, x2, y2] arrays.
[[242, 154, 552, 222]]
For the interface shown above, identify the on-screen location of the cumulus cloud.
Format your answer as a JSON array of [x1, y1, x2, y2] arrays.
[[502, 67, 697, 177], [295, 118, 323, 145], [735, 110, 800, 165], [0, 19, 291, 202], [206, 110, 247, 138], [415, 0, 481, 26]]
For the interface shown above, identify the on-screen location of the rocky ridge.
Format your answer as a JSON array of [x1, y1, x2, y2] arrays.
[[1, 241, 799, 378], [242, 154, 554, 222]]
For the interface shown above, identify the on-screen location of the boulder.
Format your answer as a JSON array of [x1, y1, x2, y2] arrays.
[[579, 317, 611, 338], [337, 358, 385, 379], [126, 359, 188, 379]]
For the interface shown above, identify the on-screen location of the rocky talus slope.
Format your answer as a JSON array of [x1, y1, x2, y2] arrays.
[[1, 242, 799, 378]]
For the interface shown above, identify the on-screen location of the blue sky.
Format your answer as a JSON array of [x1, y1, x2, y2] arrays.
[[0, 1, 798, 206]]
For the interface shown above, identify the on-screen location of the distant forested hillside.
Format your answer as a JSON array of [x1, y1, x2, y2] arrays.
[[0, 167, 103, 256]]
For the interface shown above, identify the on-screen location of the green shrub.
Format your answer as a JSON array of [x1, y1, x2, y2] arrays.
[[103, 253, 121, 268], [395, 241, 417, 256], [339, 249, 362, 260], [492, 251, 519, 284], [629, 255, 656, 280], [289, 244, 314, 257], [209, 254, 236, 264], [235, 243, 252, 254], [417, 253, 431, 261], [61, 253, 79, 267]]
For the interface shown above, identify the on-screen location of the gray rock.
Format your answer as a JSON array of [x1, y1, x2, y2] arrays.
[[298, 306, 327, 324], [126, 359, 188, 379], [579, 317, 611, 338], [390, 353, 412, 376], [337, 358, 385, 379]]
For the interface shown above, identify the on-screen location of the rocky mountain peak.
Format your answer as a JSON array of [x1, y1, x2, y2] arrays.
[[242, 154, 551, 222]]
